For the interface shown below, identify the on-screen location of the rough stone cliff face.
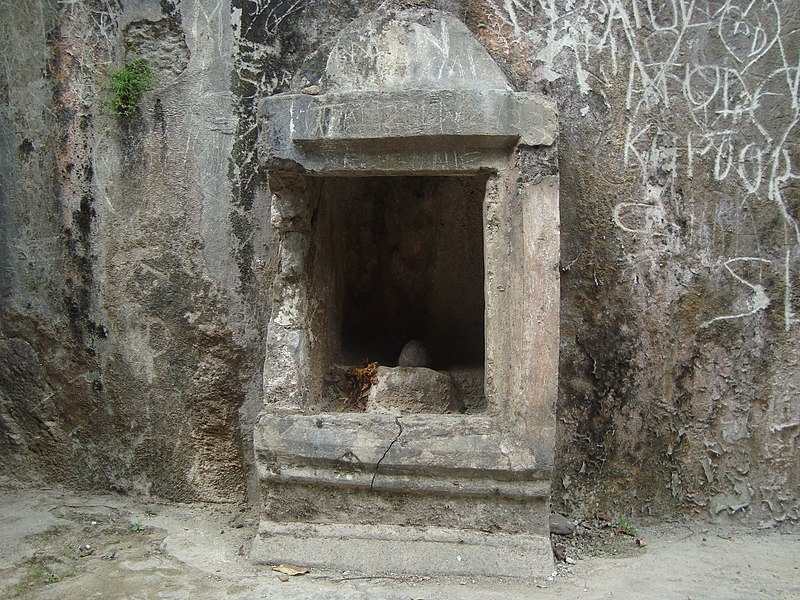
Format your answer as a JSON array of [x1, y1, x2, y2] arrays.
[[1, 0, 797, 525]]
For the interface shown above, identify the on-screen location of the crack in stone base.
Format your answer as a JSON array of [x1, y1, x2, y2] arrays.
[[370, 416, 403, 491]]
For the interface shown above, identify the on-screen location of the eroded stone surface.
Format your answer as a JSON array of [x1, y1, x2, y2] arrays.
[[301, 9, 512, 93], [449, 367, 486, 412], [252, 522, 554, 580], [255, 413, 550, 488], [260, 7, 555, 174], [261, 90, 557, 173]]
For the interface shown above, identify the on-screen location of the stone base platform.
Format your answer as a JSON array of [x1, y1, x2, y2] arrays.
[[252, 412, 554, 579], [251, 522, 554, 580]]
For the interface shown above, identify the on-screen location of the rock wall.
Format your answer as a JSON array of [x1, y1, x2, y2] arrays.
[[484, 0, 799, 525], [0, 0, 272, 502], [1, 0, 797, 524]]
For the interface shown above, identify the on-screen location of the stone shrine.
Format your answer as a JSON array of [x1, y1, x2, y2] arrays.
[[252, 5, 560, 579]]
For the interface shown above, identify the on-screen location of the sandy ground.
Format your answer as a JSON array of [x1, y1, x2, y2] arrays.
[[1, 487, 798, 599]]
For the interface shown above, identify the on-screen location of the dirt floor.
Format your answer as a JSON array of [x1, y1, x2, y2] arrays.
[[1, 487, 798, 599]]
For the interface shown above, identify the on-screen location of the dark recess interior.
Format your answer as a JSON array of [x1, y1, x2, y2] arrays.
[[312, 175, 486, 370]]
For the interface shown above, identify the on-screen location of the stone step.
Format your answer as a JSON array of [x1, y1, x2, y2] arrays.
[[252, 521, 554, 580]]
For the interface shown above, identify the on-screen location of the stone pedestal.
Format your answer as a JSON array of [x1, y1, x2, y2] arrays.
[[365, 366, 460, 414]]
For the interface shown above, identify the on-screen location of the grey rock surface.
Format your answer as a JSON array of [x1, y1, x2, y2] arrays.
[[550, 514, 576, 536], [303, 9, 512, 93], [253, 411, 552, 552], [254, 413, 551, 486], [0, 0, 270, 502]]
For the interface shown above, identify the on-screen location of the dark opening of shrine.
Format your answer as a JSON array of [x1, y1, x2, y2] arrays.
[[310, 174, 487, 371]]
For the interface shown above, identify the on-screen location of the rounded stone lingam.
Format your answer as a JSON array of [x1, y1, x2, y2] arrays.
[[398, 339, 431, 367]]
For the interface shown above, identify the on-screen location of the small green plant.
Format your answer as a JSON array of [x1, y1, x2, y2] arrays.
[[29, 562, 54, 583], [13, 561, 64, 594], [615, 517, 637, 537], [107, 59, 153, 116], [130, 522, 144, 532]]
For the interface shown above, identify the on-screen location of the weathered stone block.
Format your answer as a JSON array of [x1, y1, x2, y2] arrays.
[[365, 366, 460, 414], [255, 413, 551, 501], [252, 522, 554, 580]]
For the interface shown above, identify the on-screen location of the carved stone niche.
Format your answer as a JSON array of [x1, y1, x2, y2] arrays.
[[253, 6, 559, 580]]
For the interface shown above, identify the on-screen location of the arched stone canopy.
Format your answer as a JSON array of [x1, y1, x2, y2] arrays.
[[298, 7, 512, 92], [254, 5, 560, 580]]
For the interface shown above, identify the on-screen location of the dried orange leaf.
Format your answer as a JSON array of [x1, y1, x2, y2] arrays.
[[272, 564, 310, 576]]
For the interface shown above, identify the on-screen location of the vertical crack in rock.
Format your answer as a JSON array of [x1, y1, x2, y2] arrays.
[[370, 416, 403, 491]]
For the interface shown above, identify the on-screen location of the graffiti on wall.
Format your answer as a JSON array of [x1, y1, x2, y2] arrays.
[[487, 0, 799, 332]]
